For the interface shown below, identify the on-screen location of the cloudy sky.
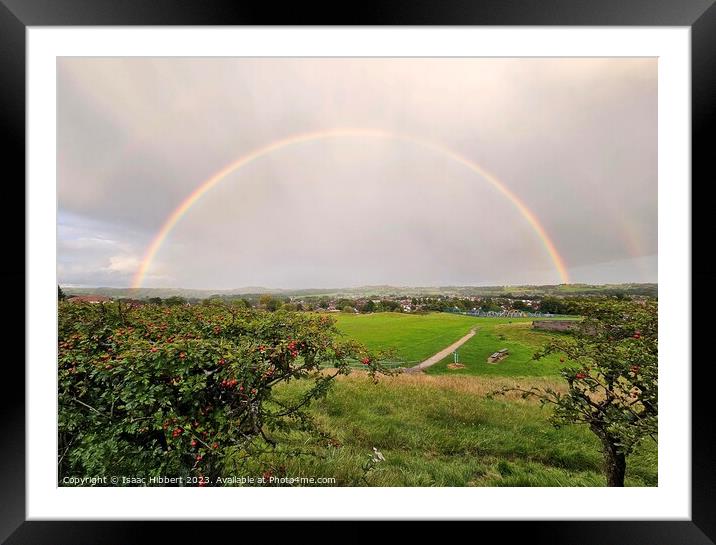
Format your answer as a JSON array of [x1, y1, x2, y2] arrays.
[[57, 57, 657, 289]]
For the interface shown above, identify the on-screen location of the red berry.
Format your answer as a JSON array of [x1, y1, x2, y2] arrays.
[[195, 454, 203, 461], [212, 442, 219, 449], [575, 372, 587, 379], [361, 357, 371, 365]]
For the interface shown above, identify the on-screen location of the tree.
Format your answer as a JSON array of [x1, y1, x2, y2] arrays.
[[336, 298, 354, 309], [258, 294, 282, 312], [164, 296, 187, 307], [539, 297, 569, 314], [511, 299, 530, 311], [147, 297, 163, 306], [492, 298, 657, 486], [380, 300, 400, 312], [57, 302, 390, 485], [479, 298, 500, 312], [227, 297, 254, 309], [58, 285, 66, 301]]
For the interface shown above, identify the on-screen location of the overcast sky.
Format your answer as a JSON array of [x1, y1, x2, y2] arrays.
[[57, 57, 657, 289]]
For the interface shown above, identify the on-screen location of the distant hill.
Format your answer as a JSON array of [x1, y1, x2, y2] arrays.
[[61, 283, 657, 300]]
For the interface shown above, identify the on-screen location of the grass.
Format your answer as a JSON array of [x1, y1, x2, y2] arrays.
[[426, 320, 570, 377], [332, 312, 478, 363], [233, 312, 657, 487], [333, 312, 574, 377], [232, 373, 657, 487]]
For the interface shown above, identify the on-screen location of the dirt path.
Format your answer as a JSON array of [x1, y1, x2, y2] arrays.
[[405, 328, 477, 373]]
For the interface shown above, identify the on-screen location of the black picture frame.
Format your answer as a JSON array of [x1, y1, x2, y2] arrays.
[[4, 1, 711, 542]]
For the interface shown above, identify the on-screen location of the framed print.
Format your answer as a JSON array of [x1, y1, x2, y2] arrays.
[[4, 0, 712, 542]]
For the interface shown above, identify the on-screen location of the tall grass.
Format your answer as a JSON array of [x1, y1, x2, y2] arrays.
[[228, 373, 657, 487]]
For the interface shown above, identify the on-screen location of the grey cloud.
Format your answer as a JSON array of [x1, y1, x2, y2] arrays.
[[57, 58, 657, 288]]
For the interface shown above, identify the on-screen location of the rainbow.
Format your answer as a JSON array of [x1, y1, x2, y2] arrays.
[[131, 128, 570, 288]]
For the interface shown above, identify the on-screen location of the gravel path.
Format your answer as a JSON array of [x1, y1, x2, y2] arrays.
[[404, 328, 477, 372]]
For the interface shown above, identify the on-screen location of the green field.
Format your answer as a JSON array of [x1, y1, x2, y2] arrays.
[[427, 320, 573, 377], [59, 303, 657, 487], [333, 312, 478, 364], [333, 312, 575, 377], [251, 374, 657, 486], [253, 311, 657, 486]]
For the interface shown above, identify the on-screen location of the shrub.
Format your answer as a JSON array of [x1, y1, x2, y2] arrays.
[[491, 297, 657, 486], [58, 301, 385, 485]]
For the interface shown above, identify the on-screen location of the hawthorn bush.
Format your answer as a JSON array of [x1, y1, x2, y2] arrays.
[[492, 297, 657, 486], [58, 301, 385, 485]]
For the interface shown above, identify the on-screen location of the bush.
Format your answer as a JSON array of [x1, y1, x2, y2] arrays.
[[58, 301, 384, 485], [492, 297, 657, 486]]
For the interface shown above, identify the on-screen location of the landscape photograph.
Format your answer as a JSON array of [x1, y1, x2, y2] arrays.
[[57, 57, 657, 488]]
